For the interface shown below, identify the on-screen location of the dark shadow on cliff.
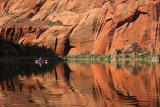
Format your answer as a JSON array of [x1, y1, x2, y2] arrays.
[[64, 37, 75, 56], [0, 37, 60, 59]]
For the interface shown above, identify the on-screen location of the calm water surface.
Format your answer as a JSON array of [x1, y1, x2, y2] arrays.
[[0, 60, 160, 107]]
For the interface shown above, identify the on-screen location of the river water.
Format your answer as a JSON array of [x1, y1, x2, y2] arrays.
[[0, 60, 159, 107]]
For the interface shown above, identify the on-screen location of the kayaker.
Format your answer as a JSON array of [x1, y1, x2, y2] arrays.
[[39, 57, 42, 61]]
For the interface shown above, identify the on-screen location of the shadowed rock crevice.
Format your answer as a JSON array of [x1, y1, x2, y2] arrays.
[[36, 28, 46, 39], [115, 90, 140, 106], [3, 0, 9, 10], [5, 28, 16, 40], [29, 27, 36, 33], [64, 37, 71, 56], [55, 37, 58, 51], [91, 8, 108, 53], [10, 28, 15, 41], [64, 24, 78, 56], [95, 8, 108, 38], [116, 11, 142, 29], [108, 28, 115, 51], [156, 3, 160, 22], [65, 0, 70, 10], [31, 0, 48, 17], [6, 28, 13, 38]]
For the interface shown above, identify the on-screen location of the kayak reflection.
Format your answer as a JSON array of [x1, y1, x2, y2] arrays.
[[35, 59, 48, 67]]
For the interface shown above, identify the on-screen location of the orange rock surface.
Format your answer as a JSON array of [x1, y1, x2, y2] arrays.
[[0, 0, 159, 55]]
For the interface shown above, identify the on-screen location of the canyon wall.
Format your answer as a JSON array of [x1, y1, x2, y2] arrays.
[[0, 0, 159, 55]]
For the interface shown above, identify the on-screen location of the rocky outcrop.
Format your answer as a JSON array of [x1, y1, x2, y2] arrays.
[[123, 42, 139, 54], [0, 0, 159, 55], [111, 49, 118, 58]]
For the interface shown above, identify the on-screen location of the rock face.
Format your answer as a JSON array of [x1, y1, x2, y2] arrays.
[[111, 49, 118, 58], [123, 42, 139, 54], [0, 0, 159, 55]]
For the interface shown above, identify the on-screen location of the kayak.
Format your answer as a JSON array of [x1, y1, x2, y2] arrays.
[[35, 60, 47, 66], [35, 60, 48, 63]]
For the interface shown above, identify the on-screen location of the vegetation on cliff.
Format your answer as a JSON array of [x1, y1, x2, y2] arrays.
[[64, 42, 160, 60]]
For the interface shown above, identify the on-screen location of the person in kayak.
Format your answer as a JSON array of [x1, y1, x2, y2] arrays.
[[39, 57, 42, 61]]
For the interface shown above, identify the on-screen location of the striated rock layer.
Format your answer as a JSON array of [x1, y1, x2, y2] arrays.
[[0, 0, 159, 55]]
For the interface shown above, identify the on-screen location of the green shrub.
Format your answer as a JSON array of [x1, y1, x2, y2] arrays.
[[125, 54, 130, 58], [107, 54, 111, 58], [136, 55, 141, 58], [48, 20, 53, 24], [138, 47, 142, 53], [142, 55, 147, 59], [81, 53, 84, 55], [134, 52, 137, 55], [146, 54, 151, 58], [147, 51, 151, 55], [125, 60, 130, 65], [116, 49, 122, 54], [116, 54, 123, 58], [152, 50, 156, 57]]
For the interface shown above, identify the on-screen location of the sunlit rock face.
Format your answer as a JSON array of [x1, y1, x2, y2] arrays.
[[0, 0, 160, 55]]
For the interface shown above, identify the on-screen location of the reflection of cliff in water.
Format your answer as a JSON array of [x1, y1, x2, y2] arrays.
[[0, 61, 159, 107], [90, 60, 160, 107]]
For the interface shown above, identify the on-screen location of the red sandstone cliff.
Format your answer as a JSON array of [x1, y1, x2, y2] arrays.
[[0, 0, 159, 55]]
